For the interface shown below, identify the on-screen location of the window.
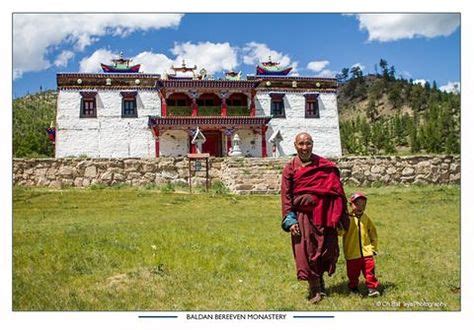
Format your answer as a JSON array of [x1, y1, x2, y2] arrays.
[[80, 91, 97, 118], [121, 91, 138, 118], [270, 93, 285, 118], [305, 94, 320, 118]]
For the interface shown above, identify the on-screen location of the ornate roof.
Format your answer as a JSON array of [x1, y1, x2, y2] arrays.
[[157, 79, 259, 89], [256, 56, 292, 76], [101, 52, 140, 73]]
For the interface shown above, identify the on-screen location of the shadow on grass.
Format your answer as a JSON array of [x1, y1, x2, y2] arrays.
[[328, 280, 397, 297]]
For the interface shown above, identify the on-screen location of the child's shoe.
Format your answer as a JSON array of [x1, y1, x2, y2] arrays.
[[368, 288, 380, 297]]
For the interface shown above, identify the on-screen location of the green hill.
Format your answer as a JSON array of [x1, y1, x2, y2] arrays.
[[337, 60, 460, 155], [13, 90, 57, 157]]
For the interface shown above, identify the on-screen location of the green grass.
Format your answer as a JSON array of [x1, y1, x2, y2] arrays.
[[13, 185, 460, 311]]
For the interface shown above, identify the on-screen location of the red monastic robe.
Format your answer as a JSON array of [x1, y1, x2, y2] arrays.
[[281, 154, 349, 281]]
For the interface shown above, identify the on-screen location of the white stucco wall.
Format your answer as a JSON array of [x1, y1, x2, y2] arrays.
[[160, 130, 190, 157], [56, 88, 341, 158], [56, 90, 160, 158], [255, 92, 342, 157]]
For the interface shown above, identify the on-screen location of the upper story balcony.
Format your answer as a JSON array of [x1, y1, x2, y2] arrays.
[[162, 92, 255, 117]]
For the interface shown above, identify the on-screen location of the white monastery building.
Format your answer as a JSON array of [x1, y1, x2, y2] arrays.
[[55, 55, 342, 158]]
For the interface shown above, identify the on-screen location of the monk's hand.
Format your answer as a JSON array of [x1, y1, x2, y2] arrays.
[[290, 224, 301, 236]]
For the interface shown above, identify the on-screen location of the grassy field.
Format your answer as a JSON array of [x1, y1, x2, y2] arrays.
[[13, 184, 460, 311]]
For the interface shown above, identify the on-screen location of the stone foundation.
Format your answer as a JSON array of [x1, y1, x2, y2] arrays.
[[13, 155, 460, 194]]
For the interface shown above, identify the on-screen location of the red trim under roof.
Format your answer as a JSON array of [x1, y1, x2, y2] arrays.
[[148, 116, 271, 130]]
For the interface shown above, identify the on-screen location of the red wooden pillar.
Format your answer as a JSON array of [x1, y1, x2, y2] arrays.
[[152, 127, 160, 157], [261, 125, 268, 158], [221, 97, 227, 117], [250, 90, 256, 117], [191, 98, 198, 117], [160, 95, 167, 117]]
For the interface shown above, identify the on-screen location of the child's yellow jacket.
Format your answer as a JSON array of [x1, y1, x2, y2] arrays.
[[339, 213, 378, 260]]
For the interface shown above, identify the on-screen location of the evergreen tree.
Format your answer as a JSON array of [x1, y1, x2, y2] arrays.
[[365, 97, 378, 122]]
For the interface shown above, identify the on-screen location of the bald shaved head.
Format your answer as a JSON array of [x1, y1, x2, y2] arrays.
[[294, 132, 313, 143]]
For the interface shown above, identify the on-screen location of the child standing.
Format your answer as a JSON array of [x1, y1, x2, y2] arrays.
[[340, 192, 381, 297]]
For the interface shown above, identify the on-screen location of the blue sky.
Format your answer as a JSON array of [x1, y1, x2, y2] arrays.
[[12, 13, 460, 97]]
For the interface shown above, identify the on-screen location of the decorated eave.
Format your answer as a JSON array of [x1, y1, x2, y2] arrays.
[[248, 75, 338, 92], [148, 116, 272, 130], [157, 79, 260, 90], [256, 57, 293, 76], [57, 73, 161, 90], [100, 53, 141, 73]]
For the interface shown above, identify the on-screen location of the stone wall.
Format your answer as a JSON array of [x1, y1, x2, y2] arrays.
[[13, 155, 460, 193]]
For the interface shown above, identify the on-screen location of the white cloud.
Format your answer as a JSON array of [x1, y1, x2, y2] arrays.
[[242, 42, 298, 73], [134, 52, 174, 74], [54, 50, 74, 68], [318, 69, 337, 78], [170, 41, 238, 74], [412, 79, 427, 86], [307, 60, 329, 73], [79, 43, 236, 76], [13, 13, 184, 79], [79, 49, 117, 73], [351, 63, 365, 71], [440, 81, 460, 94], [354, 14, 460, 42]]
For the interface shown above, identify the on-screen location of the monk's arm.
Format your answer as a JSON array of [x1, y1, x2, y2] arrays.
[[281, 164, 297, 232]]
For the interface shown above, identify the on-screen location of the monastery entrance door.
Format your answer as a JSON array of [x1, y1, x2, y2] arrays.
[[201, 130, 222, 156]]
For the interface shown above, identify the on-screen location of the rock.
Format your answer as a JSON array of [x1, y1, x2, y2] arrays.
[[100, 170, 114, 182], [62, 179, 74, 187], [431, 157, 442, 165], [449, 173, 461, 183], [234, 184, 254, 191], [49, 180, 62, 188], [370, 165, 384, 174], [37, 176, 49, 186], [74, 177, 83, 187], [450, 163, 460, 173], [401, 167, 415, 176], [161, 170, 179, 179], [386, 166, 397, 175], [58, 166, 74, 178], [84, 166, 97, 178], [127, 172, 142, 180]]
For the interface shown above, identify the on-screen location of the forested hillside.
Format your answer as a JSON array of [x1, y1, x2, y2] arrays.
[[337, 59, 460, 155], [13, 91, 56, 157]]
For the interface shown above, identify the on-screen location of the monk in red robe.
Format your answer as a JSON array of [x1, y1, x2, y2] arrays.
[[281, 132, 349, 303]]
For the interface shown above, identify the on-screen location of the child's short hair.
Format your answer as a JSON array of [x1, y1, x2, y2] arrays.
[[349, 192, 367, 203]]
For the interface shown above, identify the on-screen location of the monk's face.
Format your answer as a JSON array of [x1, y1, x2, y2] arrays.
[[294, 134, 313, 162]]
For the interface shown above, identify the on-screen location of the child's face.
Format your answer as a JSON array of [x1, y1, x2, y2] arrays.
[[351, 198, 367, 217]]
